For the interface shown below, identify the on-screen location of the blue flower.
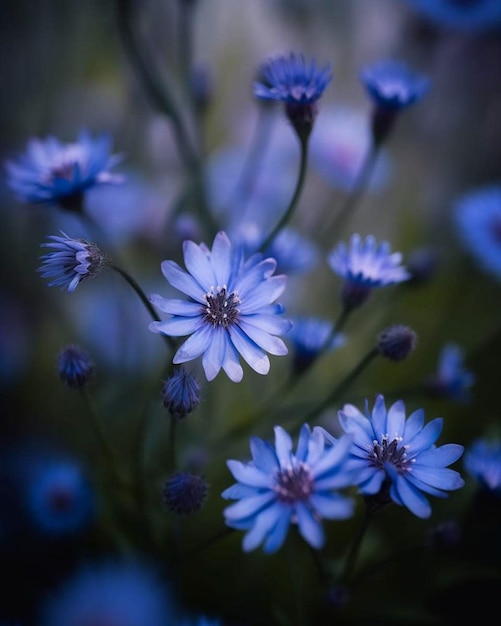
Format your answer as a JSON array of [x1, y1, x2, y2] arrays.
[[162, 472, 208, 514], [5, 131, 123, 211], [38, 231, 106, 293], [162, 367, 201, 419], [464, 438, 501, 495], [327, 234, 410, 309], [149, 231, 292, 382], [454, 186, 501, 280], [402, 0, 501, 32], [287, 316, 346, 373], [26, 459, 95, 536], [330, 394, 465, 518], [58, 344, 94, 389], [222, 424, 356, 553], [360, 60, 429, 110], [39, 559, 175, 626], [254, 53, 332, 105], [426, 343, 475, 402]]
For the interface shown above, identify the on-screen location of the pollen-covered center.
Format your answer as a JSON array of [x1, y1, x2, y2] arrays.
[[203, 286, 241, 328], [371, 434, 412, 473], [274, 462, 314, 504]]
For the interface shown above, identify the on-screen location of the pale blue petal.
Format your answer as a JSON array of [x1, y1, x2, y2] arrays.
[[416, 443, 464, 467], [228, 325, 270, 375], [242, 501, 284, 552], [410, 466, 465, 491], [222, 339, 244, 382], [359, 470, 385, 495], [274, 426, 293, 469], [149, 295, 201, 316], [311, 434, 353, 479], [239, 314, 292, 336], [150, 316, 202, 337], [210, 231, 233, 286], [161, 260, 206, 303], [226, 459, 271, 488], [371, 395, 388, 438], [309, 493, 354, 520], [250, 437, 279, 473], [403, 408, 425, 441], [173, 324, 213, 363], [238, 320, 289, 355], [224, 491, 276, 522], [386, 399, 406, 438], [406, 418, 443, 456], [183, 239, 217, 289], [202, 326, 226, 381], [296, 424, 313, 463], [263, 506, 292, 553], [221, 483, 257, 499], [234, 259, 277, 297], [295, 502, 325, 549], [393, 474, 431, 518], [238, 276, 287, 313]]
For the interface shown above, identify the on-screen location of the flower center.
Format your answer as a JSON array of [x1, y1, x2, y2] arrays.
[[274, 463, 313, 504], [371, 434, 412, 473], [48, 487, 75, 513], [203, 286, 241, 328]]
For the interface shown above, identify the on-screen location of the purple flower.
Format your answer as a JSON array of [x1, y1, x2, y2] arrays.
[[360, 60, 429, 110], [464, 438, 501, 495], [149, 231, 291, 382], [425, 343, 475, 402]]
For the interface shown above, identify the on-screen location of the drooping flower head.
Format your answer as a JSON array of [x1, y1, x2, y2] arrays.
[[455, 186, 501, 280], [149, 231, 292, 383], [360, 60, 429, 144], [327, 234, 410, 311], [222, 424, 356, 553], [425, 343, 475, 402], [464, 437, 501, 495], [57, 344, 94, 389], [38, 231, 106, 293], [287, 316, 346, 374], [38, 559, 175, 626], [5, 131, 123, 212], [402, 0, 501, 33], [329, 394, 465, 518], [254, 53, 332, 139]]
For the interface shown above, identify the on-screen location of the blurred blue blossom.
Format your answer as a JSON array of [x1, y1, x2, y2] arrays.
[[5, 131, 123, 211], [402, 0, 501, 32], [222, 424, 356, 553], [455, 186, 501, 280], [287, 316, 347, 373], [38, 231, 106, 293], [26, 458, 95, 536], [360, 60, 429, 111], [57, 344, 94, 390], [39, 559, 175, 626], [149, 231, 292, 382], [464, 438, 501, 494], [325, 395, 465, 518], [425, 342, 475, 402]]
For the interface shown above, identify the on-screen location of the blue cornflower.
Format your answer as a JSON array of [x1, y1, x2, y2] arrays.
[[5, 131, 123, 212], [455, 186, 501, 280], [38, 231, 106, 293], [58, 344, 94, 389], [327, 234, 410, 310], [162, 367, 201, 419], [425, 343, 475, 402], [402, 0, 501, 33], [287, 316, 346, 374], [329, 394, 465, 518], [361, 60, 429, 111], [26, 459, 95, 536], [464, 438, 501, 495], [222, 424, 356, 553], [254, 53, 332, 137], [149, 231, 292, 383], [39, 559, 174, 626]]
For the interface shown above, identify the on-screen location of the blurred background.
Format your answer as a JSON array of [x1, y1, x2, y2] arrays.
[[1, 1, 501, 625]]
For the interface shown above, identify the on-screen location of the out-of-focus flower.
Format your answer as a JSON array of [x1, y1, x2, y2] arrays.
[[455, 186, 501, 280], [377, 324, 417, 362], [26, 458, 95, 536], [254, 53, 332, 138], [464, 438, 501, 495], [149, 231, 292, 382], [5, 131, 123, 212], [425, 343, 475, 402], [162, 472, 209, 515], [360, 60, 429, 111], [57, 344, 94, 389], [287, 316, 347, 374], [405, 246, 440, 286], [327, 394, 465, 518], [309, 106, 391, 192], [38, 232, 106, 293], [222, 424, 355, 553], [162, 367, 201, 419], [38, 559, 175, 626], [327, 234, 410, 310], [402, 0, 501, 32]]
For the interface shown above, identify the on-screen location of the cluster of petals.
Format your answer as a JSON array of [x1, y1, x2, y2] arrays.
[[464, 438, 501, 495], [360, 60, 429, 110]]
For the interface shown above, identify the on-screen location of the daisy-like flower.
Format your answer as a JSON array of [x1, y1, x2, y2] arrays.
[[425, 343, 475, 402], [26, 458, 95, 536], [5, 131, 123, 212], [329, 394, 465, 518], [455, 186, 501, 280], [222, 424, 356, 553], [464, 438, 501, 495], [38, 231, 106, 293], [327, 234, 410, 310], [254, 53, 332, 138], [402, 0, 501, 33], [149, 231, 292, 383]]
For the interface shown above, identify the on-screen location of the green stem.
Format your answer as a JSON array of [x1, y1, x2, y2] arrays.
[[182, 526, 235, 559], [326, 143, 380, 238], [258, 133, 309, 253], [338, 506, 373, 585], [167, 416, 178, 473]]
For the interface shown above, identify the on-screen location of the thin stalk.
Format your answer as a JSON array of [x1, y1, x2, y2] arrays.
[[182, 526, 235, 559], [337, 506, 373, 585], [167, 416, 178, 473], [258, 133, 309, 253]]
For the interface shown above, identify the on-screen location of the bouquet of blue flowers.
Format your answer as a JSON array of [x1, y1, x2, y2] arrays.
[[2, 1, 501, 625]]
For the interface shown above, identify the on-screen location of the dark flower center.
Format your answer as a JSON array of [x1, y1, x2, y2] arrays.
[[274, 463, 313, 504], [51, 161, 77, 181], [48, 488, 75, 512], [371, 435, 412, 473], [203, 286, 240, 328]]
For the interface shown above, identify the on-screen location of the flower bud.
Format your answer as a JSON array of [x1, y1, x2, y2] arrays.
[[162, 472, 208, 515], [162, 368, 201, 419], [377, 325, 417, 362], [58, 344, 94, 389]]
